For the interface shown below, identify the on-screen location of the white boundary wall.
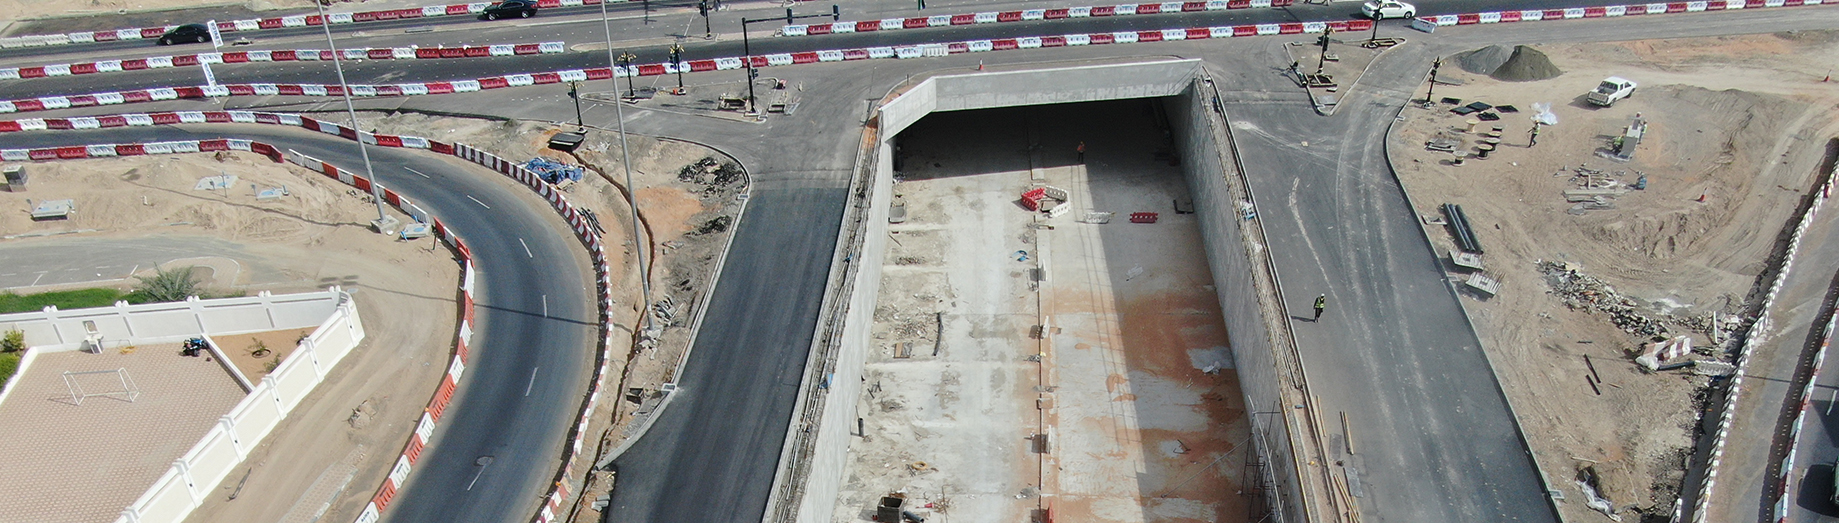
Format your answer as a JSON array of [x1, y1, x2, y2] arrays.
[[112, 291, 364, 523], [0, 290, 343, 352]]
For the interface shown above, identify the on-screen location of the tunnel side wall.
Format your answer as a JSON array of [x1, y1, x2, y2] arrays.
[[1163, 81, 1306, 523]]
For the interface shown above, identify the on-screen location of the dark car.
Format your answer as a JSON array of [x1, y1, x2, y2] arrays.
[[158, 24, 212, 45], [480, 0, 537, 20]]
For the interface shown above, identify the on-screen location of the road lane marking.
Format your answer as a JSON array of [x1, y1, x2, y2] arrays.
[[526, 367, 540, 396], [465, 463, 489, 490], [466, 195, 491, 209], [519, 238, 534, 258], [405, 167, 431, 179], [542, 294, 548, 318]]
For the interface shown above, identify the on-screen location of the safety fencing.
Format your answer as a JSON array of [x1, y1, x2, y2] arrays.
[[1777, 315, 1838, 522], [0, 0, 635, 49], [1688, 140, 1838, 523], [1412, 0, 1828, 29], [0, 42, 564, 81], [0, 19, 1377, 115], [781, 0, 1294, 37]]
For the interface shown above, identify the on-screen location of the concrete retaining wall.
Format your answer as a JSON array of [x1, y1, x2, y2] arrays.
[[780, 59, 1313, 522], [1162, 80, 1308, 522]]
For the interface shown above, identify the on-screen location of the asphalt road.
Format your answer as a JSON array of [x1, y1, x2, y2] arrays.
[[0, 235, 249, 290], [9, 5, 1839, 523], [1787, 280, 1839, 523], [0, 124, 600, 523], [0, 0, 1702, 103]]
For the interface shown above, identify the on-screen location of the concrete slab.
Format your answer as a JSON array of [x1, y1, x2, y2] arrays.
[[833, 99, 1248, 523]]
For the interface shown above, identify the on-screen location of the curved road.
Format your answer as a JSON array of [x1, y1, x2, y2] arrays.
[[2, 123, 600, 523]]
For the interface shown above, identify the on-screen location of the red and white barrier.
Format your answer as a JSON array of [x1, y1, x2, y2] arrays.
[[1689, 119, 1838, 523], [781, 0, 1294, 37], [1411, 0, 1828, 29], [0, 20, 1380, 114], [0, 42, 564, 81], [0, 0, 624, 49], [0, 137, 280, 162], [1776, 315, 1836, 522]]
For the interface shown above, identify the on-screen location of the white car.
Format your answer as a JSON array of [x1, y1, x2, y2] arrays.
[[1586, 77, 1638, 106], [1361, 0, 1417, 19]]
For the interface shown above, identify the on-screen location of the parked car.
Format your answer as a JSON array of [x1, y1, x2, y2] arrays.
[[480, 0, 538, 20], [1586, 77, 1638, 107], [157, 24, 212, 45], [1361, 0, 1416, 19]]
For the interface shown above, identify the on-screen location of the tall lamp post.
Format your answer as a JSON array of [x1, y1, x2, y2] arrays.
[[668, 44, 685, 93], [601, 0, 654, 333], [616, 52, 638, 99], [698, 0, 713, 39], [315, 0, 390, 230], [739, 6, 839, 114], [1424, 57, 1442, 103]]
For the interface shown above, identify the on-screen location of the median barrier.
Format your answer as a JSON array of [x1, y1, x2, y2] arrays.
[[0, 0, 633, 49], [0, 43, 563, 81]]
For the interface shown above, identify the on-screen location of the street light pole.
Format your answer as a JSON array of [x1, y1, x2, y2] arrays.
[[569, 81, 584, 129], [315, 0, 388, 227], [1425, 57, 1442, 103], [699, 0, 712, 39], [601, 0, 654, 333], [739, 6, 840, 114], [617, 52, 638, 99], [669, 44, 685, 93]]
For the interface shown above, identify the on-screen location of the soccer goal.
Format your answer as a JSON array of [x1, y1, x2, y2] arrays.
[[63, 368, 140, 405]]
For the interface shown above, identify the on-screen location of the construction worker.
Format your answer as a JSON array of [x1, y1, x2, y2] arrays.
[[1076, 141, 1086, 163], [1313, 294, 1327, 320], [1529, 123, 1540, 147]]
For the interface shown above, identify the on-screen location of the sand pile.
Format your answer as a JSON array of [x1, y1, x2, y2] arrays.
[[1491, 45, 1564, 82], [1454, 44, 1515, 75]]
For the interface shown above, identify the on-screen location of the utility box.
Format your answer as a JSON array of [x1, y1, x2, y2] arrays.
[[31, 199, 75, 220], [877, 495, 905, 522], [547, 131, 586, 153], [1, 165, 23, 192]]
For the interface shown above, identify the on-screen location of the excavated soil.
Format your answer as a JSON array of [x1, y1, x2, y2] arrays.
[[1391, 31, 1839, 521]]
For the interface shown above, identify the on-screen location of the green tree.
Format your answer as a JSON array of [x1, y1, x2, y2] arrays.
[[132, 266, 201, 303], [1, 329, 23, 353]]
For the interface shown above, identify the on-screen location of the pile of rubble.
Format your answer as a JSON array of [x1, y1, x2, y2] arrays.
[[1560, 164, 1644, 215], [676, 157, 745, 195], [1538, 260, 1685, 338]]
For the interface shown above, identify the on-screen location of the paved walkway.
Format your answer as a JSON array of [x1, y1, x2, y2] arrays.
[[0, 344, 244, 523]]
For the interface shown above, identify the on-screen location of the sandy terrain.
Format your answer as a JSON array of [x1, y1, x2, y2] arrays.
[[1387, 31, 1839, 520], [0, 145, 463, 523], [218, 326, 314, 381]]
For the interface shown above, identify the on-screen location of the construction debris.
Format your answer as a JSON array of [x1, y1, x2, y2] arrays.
[[1539, 261, 1690, 338], [524, 157, 585, 184]]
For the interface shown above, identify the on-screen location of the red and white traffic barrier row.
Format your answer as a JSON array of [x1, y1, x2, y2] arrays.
[[1776, 315, 1837, 522], [0, 0, 631, 49], [0, 137, 282, 162], [0, 42, 564, 81], [782, 0, 1294, 37], [1688, 129, 1837, 523], [1412, 0, 1828, 28], [0, 19, 1377, 115], [446, 142, 616, 523]]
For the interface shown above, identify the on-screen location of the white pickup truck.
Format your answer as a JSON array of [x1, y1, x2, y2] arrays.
[[1587, 77, 1637, 107]]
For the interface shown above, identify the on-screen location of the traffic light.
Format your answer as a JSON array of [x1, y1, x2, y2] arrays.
[[832, 5, 840, 21], [785, 8, 793, 23], [698, 0, 708, 17]]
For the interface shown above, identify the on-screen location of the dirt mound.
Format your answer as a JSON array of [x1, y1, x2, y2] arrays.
[[1490, 45, 1564, 82], [1454, 44, 1514, 75]]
